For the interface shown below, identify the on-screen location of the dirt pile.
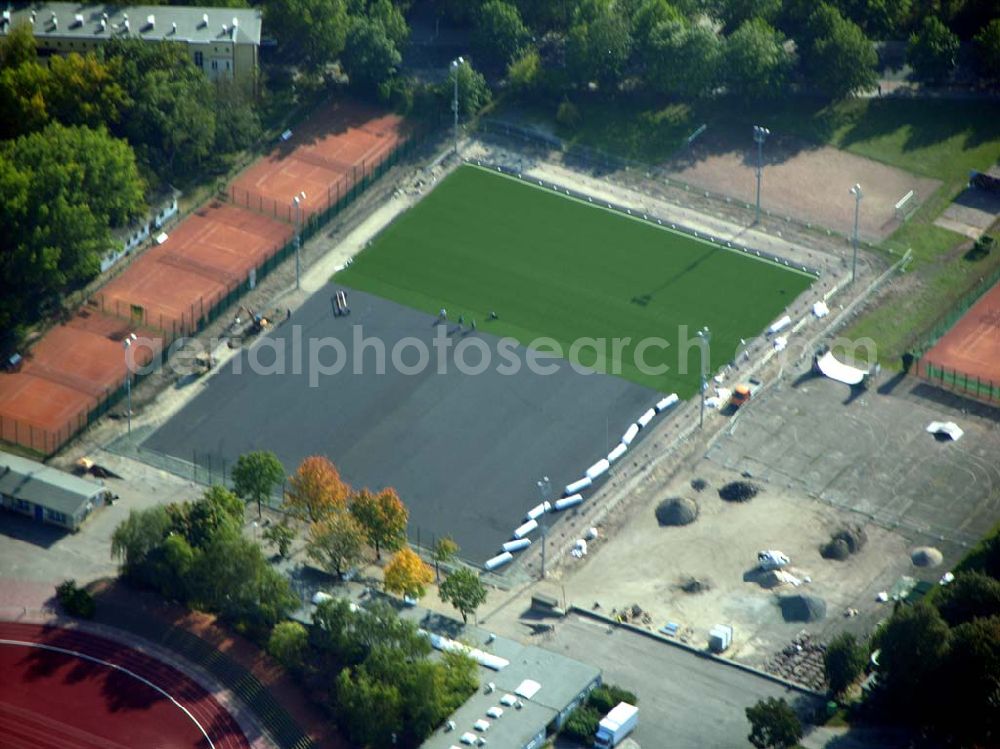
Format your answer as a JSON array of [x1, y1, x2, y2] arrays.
[[821, 525, 868, 560], [911, 547, 944, 567], [779, 594, 827, 622], [718, 481, 759, 503], [655, 497, 699, 526]]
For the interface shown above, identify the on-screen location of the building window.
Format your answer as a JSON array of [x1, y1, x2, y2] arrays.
[[15, 499, 30, 512], [211, 60, 218, 70], [45, 508, 67, 524], [194, 51, 203, 67]]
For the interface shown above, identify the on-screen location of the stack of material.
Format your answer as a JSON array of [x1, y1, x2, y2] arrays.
[[655, 497, 699, 526], [911, 547, 944, 567]]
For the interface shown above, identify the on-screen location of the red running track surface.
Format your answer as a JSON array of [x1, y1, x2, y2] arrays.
[[0, 622, 249, 749]]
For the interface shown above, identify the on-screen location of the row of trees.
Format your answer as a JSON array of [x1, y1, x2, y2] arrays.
[[270, 598, 479, 747], [232, 451, 490, 621], [0, 28, 260, 351], [453, 0, 999, 105], [110, 485, 298, 636]]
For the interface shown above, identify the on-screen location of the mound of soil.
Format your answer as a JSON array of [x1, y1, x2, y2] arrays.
[[718, 481, 759, 503], [911, 547, 944, 568], [779, 594, 827, 623], [821, 538, 851, 560], [691, 478, 708, 492], [656, 497, 699, 526], [680, 576, 711, 594]]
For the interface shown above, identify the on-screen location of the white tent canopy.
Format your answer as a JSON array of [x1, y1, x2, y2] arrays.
[[815, 350, 867, 386]]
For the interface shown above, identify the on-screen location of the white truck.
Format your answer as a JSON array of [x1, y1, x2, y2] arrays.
[[593, 702, 638, 748]]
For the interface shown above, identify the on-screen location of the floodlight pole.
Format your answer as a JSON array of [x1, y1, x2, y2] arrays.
[[753, 126, 770, 225], [850, 183, 863, 285], [122, 333, 137, 437], [451, 56, 464, 156], [697, 327, 711, 429], [537, 475, 551, 580], [293, 191, 306, 290]]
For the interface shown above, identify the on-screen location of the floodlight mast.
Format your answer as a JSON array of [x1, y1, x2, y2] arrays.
[[753, 126, 770, 225], [850, 183, 863, 285], [292, 191, 306, 289], [697, 327, 711, 428], [451, 56, 464, 156], [122, 333, 138, 436]]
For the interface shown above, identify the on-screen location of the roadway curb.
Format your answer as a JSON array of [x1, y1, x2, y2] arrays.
[[567, 606, 827, 700]]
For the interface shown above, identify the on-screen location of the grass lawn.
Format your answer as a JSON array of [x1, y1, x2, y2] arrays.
[[336, 165, 813, 395], [506, 94, 1000, 368]]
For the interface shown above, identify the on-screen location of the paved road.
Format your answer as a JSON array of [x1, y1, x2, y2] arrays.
[[543, 613, 820, 749], [145, 288, 657, 563]]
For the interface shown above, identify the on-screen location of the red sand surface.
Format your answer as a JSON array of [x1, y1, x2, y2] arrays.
[[925, 281, 1000, 386], [0, 373, 91, 445], [0, 622, 248, 749]]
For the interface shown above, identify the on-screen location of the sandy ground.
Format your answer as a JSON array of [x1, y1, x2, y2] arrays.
[[666, 133, 940, 242]]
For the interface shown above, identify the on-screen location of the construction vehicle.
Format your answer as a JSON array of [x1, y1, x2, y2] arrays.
[[594, 702, 639, 748], [730, 377, 763, 408]]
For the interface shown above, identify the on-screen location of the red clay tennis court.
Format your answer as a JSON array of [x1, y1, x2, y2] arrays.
[[0, 622, 249, 749], [229, 100, 405, 220], [921, 280, 1000, 402], [95, 202, 290, 335]]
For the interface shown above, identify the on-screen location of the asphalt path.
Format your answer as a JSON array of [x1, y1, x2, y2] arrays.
[[545, 614, 821, 748], [145, 287, 658, 563]]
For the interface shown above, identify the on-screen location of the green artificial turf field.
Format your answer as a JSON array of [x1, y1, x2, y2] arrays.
[[336, 165, 814, 395]]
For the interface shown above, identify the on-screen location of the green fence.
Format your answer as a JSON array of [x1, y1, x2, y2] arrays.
[[917, 360, 1000, 404]]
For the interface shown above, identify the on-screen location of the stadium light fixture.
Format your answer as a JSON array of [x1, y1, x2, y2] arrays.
[[536, 475, 551, 579], [697, 327, 711, 428], [122, 333, 137, 436], [451, 56, 464, 157], [292, 191, 306, 290], [850, 184, 863, 285], [753, 126, 770, 225]]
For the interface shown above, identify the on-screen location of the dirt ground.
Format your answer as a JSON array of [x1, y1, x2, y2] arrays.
[[666, 133, 940, 242], [551, 375, 1000, 670]]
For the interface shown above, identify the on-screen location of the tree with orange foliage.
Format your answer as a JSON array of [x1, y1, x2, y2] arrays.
[[349, 487, 408, 560], [285, 456, 351, 523], [306, 508, 365, 579], [383, 547, 433, 600]]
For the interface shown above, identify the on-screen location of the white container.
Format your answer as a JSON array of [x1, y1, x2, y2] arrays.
[[554, 494, 584, 511], [586, 458, 610, 480], [607, 442, 627, 464], [484, 552, 514, 571], [637, 408, 656, 428], [622, 423, 640, 446], [525, 501, 551, 521], [656, 393, 679, 412], [502, 538, 531, 553], [565, 476, 592, 495], [513, 518, 539, 539]]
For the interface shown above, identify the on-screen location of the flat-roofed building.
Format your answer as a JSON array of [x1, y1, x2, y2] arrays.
[[0, 451, 109, 531], [0, 3, 262, 91]]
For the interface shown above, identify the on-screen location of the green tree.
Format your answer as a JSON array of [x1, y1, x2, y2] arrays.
[[213, 79, 262, 154], [263, 522, 296, 558], [799, 5, 877, 99], [110, 506, 172, 583], [369, 0, 410, 48], [174, 485, 245, 548], [507, 47, 543, 94], [264, 0, 349, 70], [0, 22, 37, 68], [153, 533, 198, 600], [311, 597, 367, 665], [0, 62, 52, 139], [307, 508, 366, 577], [746, 697, 803, 749], [875, 602, 951, 718], [438, 568, 488, 623], [935, 571, 1000, 627], [974, 19, 1000, 82], [342, 16, 402, 92], [46, 53, 129, 130], [712, 0, 782, 33], [646, 20, 723, 97], [446, 59, 493, 117], [349, 488, 408, 559], [56, 580, 96, 619], [823, 632, 867, 695], [631, 0, 683, 53], [940, 615, 1000, 746], [335, 666, 404, 747], [907, 16, 959, 83], [231, 450, 285, 520], [475, 1, 531, 68], [431, 536, 459, 581], [723, 18, 791, 100], [566, 0, 634, 88], [268, 621, 309, 669]]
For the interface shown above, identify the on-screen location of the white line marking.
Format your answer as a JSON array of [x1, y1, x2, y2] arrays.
[[0, 639, 215, 748]]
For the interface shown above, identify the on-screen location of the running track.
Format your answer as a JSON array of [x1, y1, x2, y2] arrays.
[[0, 622, 250, 749]]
